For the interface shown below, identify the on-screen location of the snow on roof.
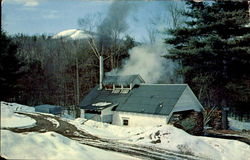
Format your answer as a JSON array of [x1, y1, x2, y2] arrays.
[[92, 102, 112, 107], [83, 102, 115, 111]]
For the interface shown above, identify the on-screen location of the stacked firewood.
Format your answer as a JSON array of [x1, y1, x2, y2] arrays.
[[173, 111, 204, 135]]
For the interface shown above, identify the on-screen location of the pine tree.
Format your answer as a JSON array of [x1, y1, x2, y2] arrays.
[[165, 1, 250, 108], [0, 31, 25, 101]]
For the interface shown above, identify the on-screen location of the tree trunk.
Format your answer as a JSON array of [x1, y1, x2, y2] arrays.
[[75, 57, 80, 105]]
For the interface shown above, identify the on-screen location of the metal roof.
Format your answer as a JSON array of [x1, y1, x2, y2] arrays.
[[35, 104, 62, 114], [79, 84, 188, 116], [103, 74, 145, 86], [35, 104, 62, 109], [82, 103, 117, 111]]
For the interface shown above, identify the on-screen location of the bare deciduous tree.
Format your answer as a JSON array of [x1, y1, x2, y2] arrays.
[[166, 1, 186, 29]]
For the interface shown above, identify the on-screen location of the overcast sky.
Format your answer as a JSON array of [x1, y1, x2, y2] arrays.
[[2, 0, 185, 42]]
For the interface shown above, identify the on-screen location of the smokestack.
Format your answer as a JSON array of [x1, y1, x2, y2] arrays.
[[99, 56, 104, 90]]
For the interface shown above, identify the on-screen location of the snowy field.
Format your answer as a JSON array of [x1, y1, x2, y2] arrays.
[[228, 117, 250, 131], [1, 101, 36, 128], [1, 101, 250, 160], [1, 130, 139, 160], [71, 118, 250, 160]]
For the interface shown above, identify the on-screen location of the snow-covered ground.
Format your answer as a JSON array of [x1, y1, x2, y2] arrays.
[[71, 118, 250, 160], [1, 101, 35, 112], [0, 102, 139, 160], [1, 102, 250, 160], [228, 117, 250, 131], [1, 130, 139, 160], [1, 101, 36, 128]]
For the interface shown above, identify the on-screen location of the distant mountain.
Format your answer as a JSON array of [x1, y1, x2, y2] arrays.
[[52, 29, 92, 40]]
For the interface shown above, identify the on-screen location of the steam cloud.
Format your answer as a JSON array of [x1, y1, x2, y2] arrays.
[[100, 1, 178, 84], [107, 42, 176, 83], [97, 1, 135, 46]]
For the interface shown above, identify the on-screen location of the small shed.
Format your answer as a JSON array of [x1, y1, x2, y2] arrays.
[[83, 102, 116, 123], [35, 104, 62, 115]]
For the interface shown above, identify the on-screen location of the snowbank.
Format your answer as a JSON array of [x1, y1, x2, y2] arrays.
[[1, 101, 35, 112], [228, 117, 250, 131], [128, 125, 250, 160], [1, 102, 36, 128], [0, 130, 139, 160], [71, 118, 250, 160], [71, 118, 150, 140]]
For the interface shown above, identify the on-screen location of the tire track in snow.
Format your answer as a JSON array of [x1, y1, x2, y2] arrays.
[[45, 117, 60, 128]]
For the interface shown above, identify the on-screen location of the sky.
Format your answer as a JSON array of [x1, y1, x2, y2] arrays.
[[2, 0, 185, 42]]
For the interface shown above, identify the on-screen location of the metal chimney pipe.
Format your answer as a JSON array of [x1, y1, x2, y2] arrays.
[[99, 56, 104, 90]]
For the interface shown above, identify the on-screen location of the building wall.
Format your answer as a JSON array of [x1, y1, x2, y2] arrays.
[[173, 87, 203, 113], [80, 109, 85, 118], [112, 111, 167, 127], [101, 106, 114, 115], [82, 106, 114, 123], [85, 113, 101, 121], [101, 106, 114, 123]]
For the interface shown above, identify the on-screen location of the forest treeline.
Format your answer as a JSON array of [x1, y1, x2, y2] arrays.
[[0, 32, 136, 106], [166, 1, 250, 118]]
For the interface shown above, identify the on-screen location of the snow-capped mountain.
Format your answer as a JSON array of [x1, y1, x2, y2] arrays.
[[52, 29, 92, 40]]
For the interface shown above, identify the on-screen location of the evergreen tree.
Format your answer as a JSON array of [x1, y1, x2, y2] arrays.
[[165, 1, 250, 108], [0, 31, 24, 101]]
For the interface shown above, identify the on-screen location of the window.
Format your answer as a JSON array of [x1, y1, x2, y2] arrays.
[[123, 119, 129, 126], [105, 85, 113, 90], [123, 85, 130, 88], [115, 85, 122, 88], [112, 88, 121, 93], [120, 88, 130, 94]]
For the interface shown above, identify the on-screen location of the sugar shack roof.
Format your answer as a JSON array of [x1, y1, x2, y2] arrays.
[[79, 84, 189, 116]]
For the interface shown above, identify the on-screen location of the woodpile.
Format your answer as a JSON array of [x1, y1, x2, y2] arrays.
[[204, 108, 222, 130], [172, 111, 204, 135]]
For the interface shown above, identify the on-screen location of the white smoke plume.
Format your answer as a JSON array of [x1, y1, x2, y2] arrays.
[[97, 1, 136, 47], [107, 42, 176, 83]]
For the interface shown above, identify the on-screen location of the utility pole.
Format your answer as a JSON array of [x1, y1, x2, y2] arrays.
[[99, 56, 104, 90]]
